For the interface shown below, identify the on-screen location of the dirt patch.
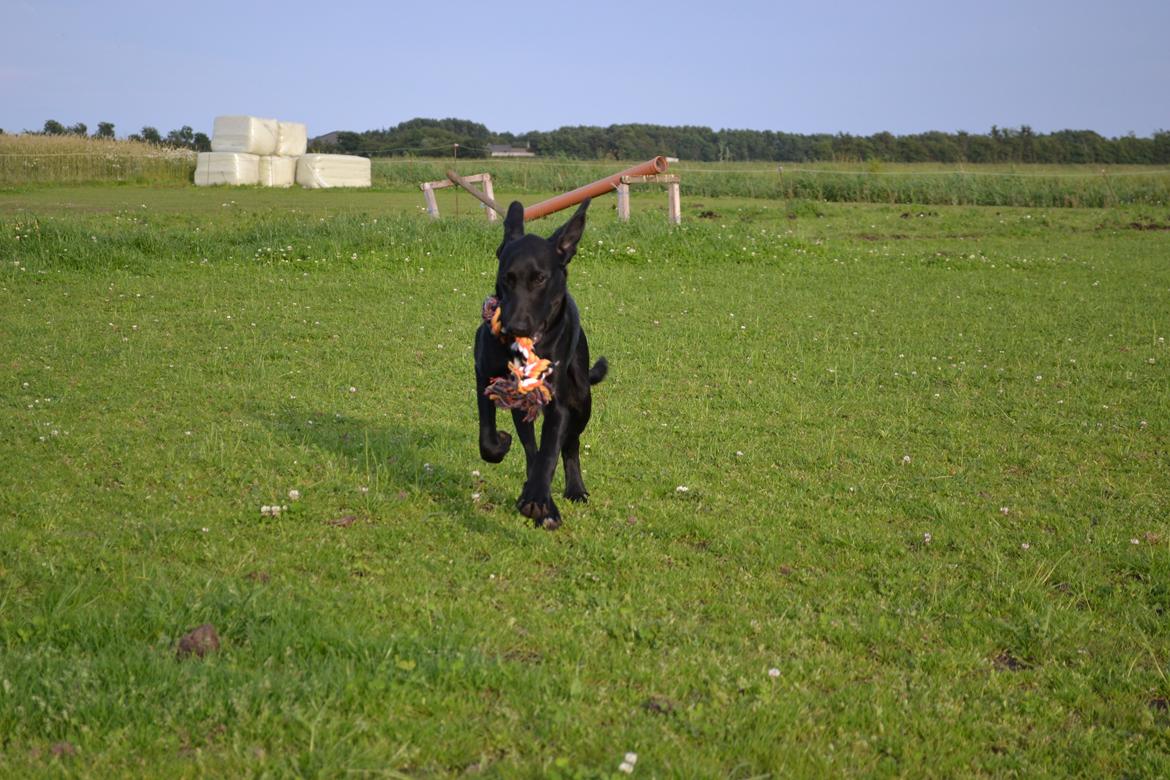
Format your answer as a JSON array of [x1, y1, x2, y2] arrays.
[[858, 233, 911, 241], [327, 514, 358, 527], [642, 695, 677, 715], [1150, 696, 1169, 713], [697, 210, 720, 219], [176, 623, 220, 659], [1129, 221, 1170, 231], [503, 647, 543, 664], [993, 650, 1031, 671]]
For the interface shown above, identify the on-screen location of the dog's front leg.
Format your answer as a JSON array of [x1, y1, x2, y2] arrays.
[[476, 372, 512, 463], [517, 402, 568, 529], [511, 410, 539, 482]]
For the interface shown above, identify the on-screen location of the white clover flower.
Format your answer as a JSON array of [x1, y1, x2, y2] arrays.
[[768, 668, 781, 678], [1000, 506, 1010, 515], [923, 532, 932, 545], [1021, 542, 1031, 550], [901, 455, 911, 465], [288, 489, 301, 501], [675, 485, 689, 493]]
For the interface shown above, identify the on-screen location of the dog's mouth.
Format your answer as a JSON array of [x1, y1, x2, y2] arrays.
[[504, 326, 542, 344]]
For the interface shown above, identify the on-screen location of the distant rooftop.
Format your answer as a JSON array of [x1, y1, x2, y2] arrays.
[[488, 143, 535, 157]]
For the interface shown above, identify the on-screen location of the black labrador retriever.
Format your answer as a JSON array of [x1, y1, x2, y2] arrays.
[[475, 198, 607, 529]]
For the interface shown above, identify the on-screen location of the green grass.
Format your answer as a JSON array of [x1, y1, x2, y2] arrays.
[[373, 157, 1170, 208], [1, 184, 1169, 777], [4, 133, 1169, 207]]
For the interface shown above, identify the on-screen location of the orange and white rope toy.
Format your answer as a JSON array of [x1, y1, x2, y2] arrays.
[[481, 296, 555, 422]]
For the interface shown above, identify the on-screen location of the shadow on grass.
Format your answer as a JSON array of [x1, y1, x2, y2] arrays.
[[259, 403, 522, 540]]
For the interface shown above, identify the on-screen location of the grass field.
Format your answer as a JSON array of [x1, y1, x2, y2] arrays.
[[5, 134, 1170, 207], [2, 182, 1169, 777]]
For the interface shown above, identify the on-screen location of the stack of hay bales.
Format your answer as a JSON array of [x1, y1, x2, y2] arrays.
[[194, 116, 370, 188]]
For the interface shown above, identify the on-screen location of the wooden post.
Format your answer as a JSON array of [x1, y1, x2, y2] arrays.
[[618, 174, 681, 224], [422, 183, 439, 219], [482, 174, 498, 222], [616, 182, 630, 221], [419, 173, 499, 221], [446, 170, 507, 218]]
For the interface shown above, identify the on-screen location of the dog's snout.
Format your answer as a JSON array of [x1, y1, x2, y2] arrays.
[[503, 317, 534, 338]]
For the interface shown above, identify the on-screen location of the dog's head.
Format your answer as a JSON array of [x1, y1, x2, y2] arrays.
[[493, 198, 589, 340]]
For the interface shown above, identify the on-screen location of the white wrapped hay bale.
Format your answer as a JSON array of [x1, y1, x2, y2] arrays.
[[194, 152, 260, 186], [210, 115, 278, 155], [276, 121, 307, 156], [258, 155, 296, 187], [296, 154, 372, 188]]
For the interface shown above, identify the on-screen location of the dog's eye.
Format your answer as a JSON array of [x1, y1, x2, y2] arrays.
[[533, 274, 547, 287]]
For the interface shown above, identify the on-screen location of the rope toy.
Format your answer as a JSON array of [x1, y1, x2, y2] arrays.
[[481, 296, 555, 422]]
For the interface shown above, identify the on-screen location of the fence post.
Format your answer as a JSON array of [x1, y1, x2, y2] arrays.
[[616, 182, 630, 221], [482, 174, 498, 222], [422, 183, 439, 219]]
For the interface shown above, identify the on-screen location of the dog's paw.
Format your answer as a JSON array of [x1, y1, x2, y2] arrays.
[[563, 485, 589, 503], [517, 483, 560, 528], [479, 430, 512, 463]]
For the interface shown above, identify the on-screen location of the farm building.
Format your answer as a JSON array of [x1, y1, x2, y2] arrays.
[[488, 144, 535, 157]]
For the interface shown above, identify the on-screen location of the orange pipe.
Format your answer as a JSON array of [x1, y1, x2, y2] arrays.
[[523, 156, 669, 221]]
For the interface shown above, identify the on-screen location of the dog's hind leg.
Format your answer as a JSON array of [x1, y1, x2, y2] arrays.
[[517, 403, 568, 529], [562, 398, 591, 503]]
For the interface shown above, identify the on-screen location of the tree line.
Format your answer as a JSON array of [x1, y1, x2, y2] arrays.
[[322, 118, 1170, 165], [23, 120, 211, 151], [13, 117, 1170, 164]]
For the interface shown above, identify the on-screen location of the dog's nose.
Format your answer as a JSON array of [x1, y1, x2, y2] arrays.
[[503, 320, 533, 338]]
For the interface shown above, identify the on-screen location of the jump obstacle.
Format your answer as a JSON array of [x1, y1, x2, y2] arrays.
[[420, 156, 681, 224]]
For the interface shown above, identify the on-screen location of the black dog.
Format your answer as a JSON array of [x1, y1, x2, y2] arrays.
[[475, 198, 607, 529]]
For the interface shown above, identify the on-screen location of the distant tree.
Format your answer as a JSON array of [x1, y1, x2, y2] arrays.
[[320, 118, 1164, 165], [193, 132, 211, 152], [166, 125, 195, 148], [335, 131, 362, 153], [67, 122, 88, 137], [43, 119, 66, 135], [139, 126, 162, 144], [94, 122, 115, 139], [1153, 130, 1170, 165]]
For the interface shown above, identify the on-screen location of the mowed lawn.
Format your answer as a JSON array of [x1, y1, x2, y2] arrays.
[[1, 185, 1168, 777]]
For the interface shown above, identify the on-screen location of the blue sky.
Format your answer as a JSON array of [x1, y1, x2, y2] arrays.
[[2, 0, 1167, 139]]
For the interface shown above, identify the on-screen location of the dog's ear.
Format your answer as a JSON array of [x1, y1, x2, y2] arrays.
[[501, 201, 525, 246], [549, 198, 589, 265]]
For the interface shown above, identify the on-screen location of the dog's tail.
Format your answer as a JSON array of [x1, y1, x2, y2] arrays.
[[589, 357, 609, 385]]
